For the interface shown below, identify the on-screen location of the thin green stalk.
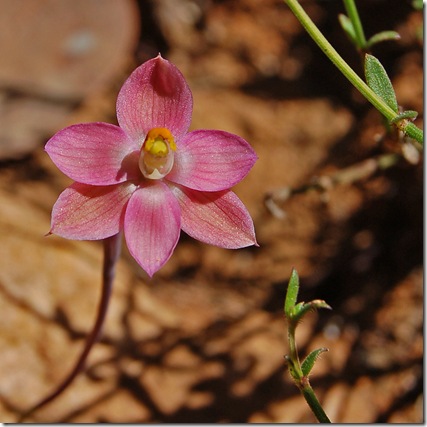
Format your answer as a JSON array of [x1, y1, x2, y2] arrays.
[[287, 324, 303, 376], [301, 384, 331, 423], [287, 322, 331, 423], [404, 122, 424, 144], [343, 0, 367, 49], [284, 0, 423, 145]]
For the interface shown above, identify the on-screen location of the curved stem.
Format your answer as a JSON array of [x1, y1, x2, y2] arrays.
[[284, 0, 423, 145], [19, 233, 122, 421]]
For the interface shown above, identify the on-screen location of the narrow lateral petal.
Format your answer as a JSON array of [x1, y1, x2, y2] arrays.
[[167, 130, 257, 192], [116, 55, 193, 144], [45, 123, 140, 185], [50, 182, 136, 240], [124, 182, 181, 277], [171, 185, 257, 249]]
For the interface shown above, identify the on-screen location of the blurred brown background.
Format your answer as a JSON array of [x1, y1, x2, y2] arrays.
[[0, 0, 422, 422]]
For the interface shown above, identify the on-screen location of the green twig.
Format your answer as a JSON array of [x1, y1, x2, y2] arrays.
[[284, 269, 332, 423], [287, 317, 331, 423], [301, 385, 331, 423], [284, 0, 423, 145]]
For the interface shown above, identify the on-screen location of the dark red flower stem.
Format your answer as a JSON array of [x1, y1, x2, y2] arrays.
[[19, 233, 122, 422]]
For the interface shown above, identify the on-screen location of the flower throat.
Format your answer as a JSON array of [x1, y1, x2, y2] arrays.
[[139, 127, 176, 179]]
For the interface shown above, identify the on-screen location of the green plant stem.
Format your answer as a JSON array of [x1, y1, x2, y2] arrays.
[[288, 322, 331, 423], [405, 122, 424, 144], [284, 0, 423, 145], [288, 324, 303, 376], [301, 384, 331, 423], [343, 0, 367, 49]]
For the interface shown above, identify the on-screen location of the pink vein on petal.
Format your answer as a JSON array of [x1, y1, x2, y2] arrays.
[[124, 182, 181, 277], [116, 55, 193, 144], [51, 182, 136, 240], [167, 129, 258, 192], [45, 123, 139, 185], [171, 185, 257, 249]]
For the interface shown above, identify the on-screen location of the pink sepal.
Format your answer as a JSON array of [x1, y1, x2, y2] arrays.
[[45, 123, 140, 185], [116, 55, 193, 143], [167, 129, 257, 191], [171, 185, 257, 249], [124, 182, 181, 277], [50, 182, 136, 240]]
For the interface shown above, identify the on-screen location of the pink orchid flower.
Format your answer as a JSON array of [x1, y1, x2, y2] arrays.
[[46, 55, 258, 277]]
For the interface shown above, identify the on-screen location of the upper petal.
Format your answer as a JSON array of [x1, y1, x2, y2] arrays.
[[50, 182, 136, 240], [171, 185, 257, 249], [45, 122, 140, 185], [167, 130, 257, 192], [116, 55, 193, 144], [124, 182, 181, 277]]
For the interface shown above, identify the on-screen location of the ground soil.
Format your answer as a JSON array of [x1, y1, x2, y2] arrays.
[[0, 0, 423, 423]]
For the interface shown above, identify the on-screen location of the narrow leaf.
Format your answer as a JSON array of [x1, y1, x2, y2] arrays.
[[310, 299, 333, 310], [365, 54, 398, 113], [301, 348, 329, 376], [390, 110, 418, 123], [291, 300, 332, 324], [338, 14, 357, 45], [367, 31, 401, 48], [284, 268, 299, 317]]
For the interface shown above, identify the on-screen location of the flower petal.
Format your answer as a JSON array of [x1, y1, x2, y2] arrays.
[[124, 182, 181, 277], [167, 130, 257, 191], [50, 182, 135, 240], [45, 123, 140, 185], [171, 185, 257, 249], [116, 55, 193, 144]]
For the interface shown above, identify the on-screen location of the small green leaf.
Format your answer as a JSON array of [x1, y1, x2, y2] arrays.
[[301, 348, 329, 376], [291, 301, 305, 318], [338, 14, 357, 45], [365, 54, 398, 113], [291, 300, 332, 324], [284, 268, 299, 317], [367, 31, 401, 48], [390, 110, 418, 123], [310, 299, 332, 311]]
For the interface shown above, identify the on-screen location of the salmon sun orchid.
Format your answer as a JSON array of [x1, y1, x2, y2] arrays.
[[45, 55, 258, 276]]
